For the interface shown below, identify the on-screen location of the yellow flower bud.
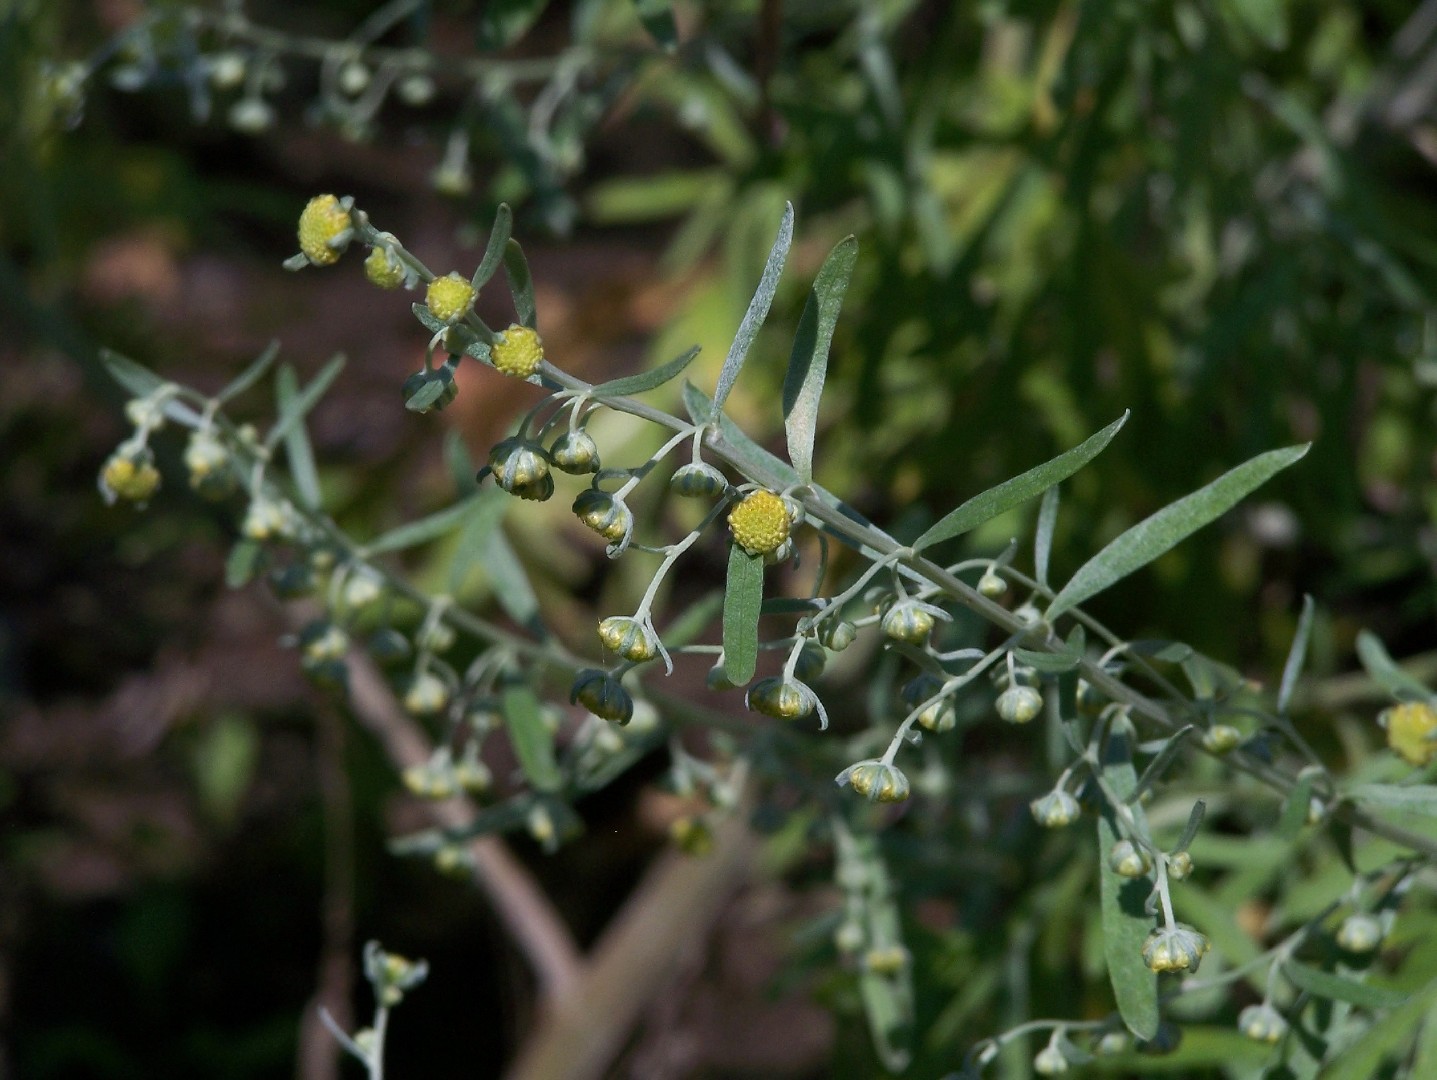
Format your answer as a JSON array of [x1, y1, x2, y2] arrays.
[[425, 272, 475, 323], [297, 194, 352, 266], [365, 246, 405, 289], [727, 489, 790, 556], [1381, 702, 1437, 766], [491, 324, 545, 378]]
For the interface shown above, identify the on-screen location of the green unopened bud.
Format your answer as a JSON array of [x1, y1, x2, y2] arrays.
[[396, 73, 435, 106], [242, 496, 293, 541], [416, 619, 455, 654], [1108, 839, 1152, 878], [900, 674, 955, 732], [977, 570, 1008, 598], [343, 567, 384, 610], [834, 920, 865, 955], [1094, 1031, 1130, 1056], [452, 745, 491, 795], [816, 619, 857, 651], [337, 59, 370, 95], [881, 598, 943, 645], [670, 461, 728, 498], [997, 685, 1043, 724], [1201, 723, 1242, 754], [1141, 924, 1209, 974], [747, 676, 824, 727], [299, 620, 349, 663], [549, 431, 600, 474], [837, 759, 911, 803], [570, 669, 634, 724], [100, 447, 161, 504], [1336, 913, 1383, 953], [184, 430, 236, 499], [1237, 1003, 1287, 1044], [402, 671, 450, 717], [486, 437, 553, 500], [1031, 789, 1081, 828], [1034, 1045, 1069, 1075], [1166, 850, 1194, 880], [597, 617, 660, 664], [572, 488, 633, 547], [794, 642, 826, 682]]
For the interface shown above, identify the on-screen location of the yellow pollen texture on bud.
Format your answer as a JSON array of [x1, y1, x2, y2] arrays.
[[491, 325, 544, 377], [298, 195, 351, 266], [728, 490, 789, 556], [426, 273, 475, 322]]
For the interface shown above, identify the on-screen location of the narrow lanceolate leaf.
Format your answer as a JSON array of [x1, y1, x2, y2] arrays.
[[1278, 594, 1316, 715], [472, 204, 513, 291], [502, 685, 562, 793], [1356, 629, 1434, 704], [101, 349, 168, 398], [711, 202, 794, 416], [1013, 624, 1087, 674], [1128, 726, 1196, 804], [217, 340, 279, 404], [590, 345, 700, 398], [1278, 769, 1320, 841], [1097, 725, 1160, 1040], [1282, 962, 1409, 1010], [1316, 977, 1437, 1080], [1047, 443, 1310, 620], [225, 540, 263, 588], [783, 235, 857, 484], [264, 354, 346, 452], [1348, 784, 1437, 818], [276, 365, 321, 510], [448, 491, 509, 595], [723, 544, 764, 686], [365, 494, 484, 556], [485, 531, 542, 632], [502, 238, 537, 329], [915, 413, 1129, 551], [1035, 485, 1060, 589]]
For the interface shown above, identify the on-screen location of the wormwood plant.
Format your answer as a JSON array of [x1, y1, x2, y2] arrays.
[[96, 192, 1437, 1077]]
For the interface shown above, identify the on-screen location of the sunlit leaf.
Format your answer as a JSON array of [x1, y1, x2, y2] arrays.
[[1047, 444, 1309, 619], [590, 345, 700, 398], [783, 235, 856, 484], [723, 543, 763, 686], [916, 413, 1129, 551], [503, 238, 537, 329], [710, 202, 794, 416], [472, 204, 513, 292]]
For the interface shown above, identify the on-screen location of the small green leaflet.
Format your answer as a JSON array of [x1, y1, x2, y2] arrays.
[[217, 341, 279, 404], [502, 684, 561, 793], [472, 204, 513, 292], [275, 365, 322, 510], [915, 413, 1128, 551], [1013, 624, 1086, 673], [723, 544, 764, 686], [502, 238, 537, 329], [1356, 630, 1433, 704], [1047, 443, 1309, 619], [1097, 724, 1160, 1039], [1282, 962, 1409, 1010], [783, 235, 856, 484], [589, 345, 700, 398], [711, 202, 794, 417], [1277, 594, 1316, 714], [264, 354, 345, 452], [1035, 485, 1059, 589]]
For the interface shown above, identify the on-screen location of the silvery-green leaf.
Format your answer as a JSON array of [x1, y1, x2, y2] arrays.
[[275, 365, 321, 510], [265, 354, 345, 452], [723, 543, 764, 686], [502, 685, 561, 793], [444, 430, 479, 495], [472, 204, 513, 291], [101, 348, 167, 398], [217, 340, 279, 403], [1347, 784, 1437, 818], [710, 202, 794, 416], [1278, 594, 1316, 715], [1315, 977, 1437, 1080], [1282, 961, 1408, 1010], [502, 238, 537, 329], [1356, 630, 1433, 704], [1278, 769, 1320, 840], [1048, 444, 1309, 619], [365, 494, 485, 556], [916, 413, 1129, 551], [1097, 724, 1160, 1039], [1035, 485, 1059, 589], [783, 235, 856, 484], [412, 303, 446, 335], [590, 345, 700, 398], [448, 490, 510, 595], [485, 531, 542, 633], [226, 539, 263, 588], [1173, 799, 1206, 854]]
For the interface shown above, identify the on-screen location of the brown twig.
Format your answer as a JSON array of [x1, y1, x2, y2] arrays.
[[342, 651, 585, 1004]]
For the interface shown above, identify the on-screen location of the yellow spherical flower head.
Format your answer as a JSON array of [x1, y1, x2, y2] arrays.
[[491, 324, 544, 378], [425, 272, 475, 323], [100, 449, 161, 503], [1382, 702, 1437, 766], [297, 194, 353, 266], [728, 489, 790, 556]]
